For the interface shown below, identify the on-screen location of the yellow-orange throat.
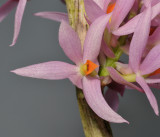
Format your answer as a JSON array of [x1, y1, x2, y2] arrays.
[[80, 60, 98, 76], [107, 3, 116, 14]]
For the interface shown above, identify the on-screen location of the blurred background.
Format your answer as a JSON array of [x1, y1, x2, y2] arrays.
[[0, 0, 160, 137]]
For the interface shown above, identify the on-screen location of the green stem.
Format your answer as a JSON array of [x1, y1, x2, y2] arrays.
[[99, 35, 128, 77], [76, 88, 113, 137], [99, 46, 123, 77]]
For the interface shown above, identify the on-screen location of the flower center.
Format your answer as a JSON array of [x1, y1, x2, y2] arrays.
[[149, 68, 160, 76], [106, 3, 116, 14], [106, 3, 116, 23], [80, 60, 98, 76]]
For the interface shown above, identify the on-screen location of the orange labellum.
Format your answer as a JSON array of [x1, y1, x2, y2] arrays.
[[107, 3, 116, 14], [85, 60, 98, 75], [150, 68, 160, 76]]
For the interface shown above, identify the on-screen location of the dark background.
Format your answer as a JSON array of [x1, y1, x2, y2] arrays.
[[0, 0, 160, 137]]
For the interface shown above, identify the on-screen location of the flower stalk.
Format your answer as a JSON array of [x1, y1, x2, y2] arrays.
[[66, 0, 113, 136]]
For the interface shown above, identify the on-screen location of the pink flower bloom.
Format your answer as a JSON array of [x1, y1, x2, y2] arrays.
[[11, 15, 128, 123], [84, 0, 135, 31], [35, 10, 116, 58], [0, 0, 27, 46], [109, 6, 160, 115], [83, 0, 135, 57], [35, 0, 134, 58], [113, 1, 160, 36]]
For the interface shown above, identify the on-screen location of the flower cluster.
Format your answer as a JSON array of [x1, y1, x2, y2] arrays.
[[2, 0, 160, 123]]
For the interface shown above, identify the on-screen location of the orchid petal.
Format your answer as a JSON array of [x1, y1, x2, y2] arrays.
[[148, 26, 160, 46], [151, 16, 160, 26], [113, 13, 143, 36], [59, 21, 83, 64], [11, 61, 78, 80], [146, 78, 160, 84], [108, 81, 125, 96], [146, 1, 160, 20], [131, 0, 139, 12], [93, 0, 109, 11], [0, 0, 17, 22], [110, 0, 135, 30], [105, 88, 119, 112], [10, 0, 27, 46], [102, 0, 111, 12], [140, 44, 160, 75], [113, 2, 160, 36], [129, 7, 151, 72], [151, 0, 160, 6], [101, 40, 115, 58], [83, 76, 128, 123], [107, 67, 143, 93], [136, 75, 159, 115], [84, 14, 91, 25], [83, 14, 111, 62], [34, 12, 69, 23], [84, 0, 105, 22], [143, 0, 152, 7], [69, 74, 83, 89]]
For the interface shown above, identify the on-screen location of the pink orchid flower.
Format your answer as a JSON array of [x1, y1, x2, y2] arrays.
[[108, 6, 160, 115], [83, 0, 135, 57], [117, 25, 160, 56], [34, 12, 115, 59], [0, 0, 27, 46], [11, 15, 128, 123], [141, 0, 160, 27], [35, 0, 135, 58], [34, 0, 135, 58], [113, 1, 160, 36], [84, 0, 135, 31]]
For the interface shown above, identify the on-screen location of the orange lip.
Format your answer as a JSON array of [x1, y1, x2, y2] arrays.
[[107, 3, 116, 14], [85, 60, 98, 75]]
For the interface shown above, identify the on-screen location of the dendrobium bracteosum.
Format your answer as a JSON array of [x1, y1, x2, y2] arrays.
[[84, 0, 135, 31], [11, 15, 128, 123], [108, 5, 160, 115], [113, 1, 160, 36], [34, 0, 135, 58], [7, 0, 160, 123], [0, 0, 27, 46]]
